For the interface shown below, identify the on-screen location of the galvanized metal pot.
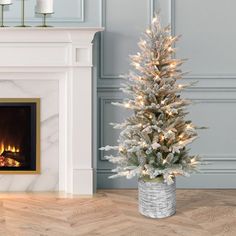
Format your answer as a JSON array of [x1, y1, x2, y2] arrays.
[[138, 178, 176, 218]]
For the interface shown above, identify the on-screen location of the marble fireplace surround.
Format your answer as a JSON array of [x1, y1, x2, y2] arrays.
[[0, 27, 103, 195]]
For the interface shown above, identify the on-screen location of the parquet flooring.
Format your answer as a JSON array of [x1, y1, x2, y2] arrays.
[[0, 189, 235, 235]]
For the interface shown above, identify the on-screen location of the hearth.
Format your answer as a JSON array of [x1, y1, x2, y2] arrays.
[[0, 99, 40, 174]]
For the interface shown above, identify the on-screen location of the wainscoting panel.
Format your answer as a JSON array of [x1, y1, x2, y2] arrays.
[[97, 88, 236, 188], [97, 0, 236, 188], [174, 0, 236, 77], [100, 0, 153, 79]]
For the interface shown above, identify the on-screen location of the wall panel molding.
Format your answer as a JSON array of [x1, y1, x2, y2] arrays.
[[97, 90, 236, 176], [172, 0, 236, 78], [97, 1, 236, 188], [98, 97, 122, 161], [99, 0, 155, 79]]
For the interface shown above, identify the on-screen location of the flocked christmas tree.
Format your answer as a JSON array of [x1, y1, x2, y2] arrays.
[[100, 14, 201, 185]]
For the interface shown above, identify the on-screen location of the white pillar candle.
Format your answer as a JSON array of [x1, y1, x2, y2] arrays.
[[0, 0, 12, 5], [36, 0, 53, 14]]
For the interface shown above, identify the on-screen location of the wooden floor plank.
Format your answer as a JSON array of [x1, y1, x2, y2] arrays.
[[0, 190, 235, 235]]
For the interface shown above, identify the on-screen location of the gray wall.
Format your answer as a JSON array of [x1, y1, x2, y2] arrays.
[[6, 1, 236, 188], [96, 0, 236, 189], [3, 0, 101, 27]]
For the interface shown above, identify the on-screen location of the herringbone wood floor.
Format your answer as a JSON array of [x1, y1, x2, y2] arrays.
[[0, 189, 235, 236]]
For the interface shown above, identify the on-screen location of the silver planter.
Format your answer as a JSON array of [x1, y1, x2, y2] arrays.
[[138, 178, 176, 218]]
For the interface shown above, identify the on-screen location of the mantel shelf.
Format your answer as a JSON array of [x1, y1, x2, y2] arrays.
[[0, 27, 104, 31], [0, 27, 104, 44]]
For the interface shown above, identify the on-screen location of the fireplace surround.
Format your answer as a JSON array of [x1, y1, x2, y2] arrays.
[[0, 27, 103, 195]]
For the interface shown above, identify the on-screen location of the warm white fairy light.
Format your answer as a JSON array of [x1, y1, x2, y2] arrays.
[[125, 103, 130, 108], [134, 62, 141, 69], [146, 29, 152, 35], [140, 40, 146, 46], [140, 100, 144, 106], [142, 169, 148, 175], [178, 84, 183, 89], [191, 158, 197, 164], [152, 17, 157, 23], [186, 124, 192, 129], [160, 135, 165, 141]]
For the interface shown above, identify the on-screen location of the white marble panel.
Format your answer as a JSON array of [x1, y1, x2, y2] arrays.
[[0, 80, 59, 191]]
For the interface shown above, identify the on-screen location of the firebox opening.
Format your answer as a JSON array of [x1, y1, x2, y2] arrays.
[[0, 99, 40, 174]]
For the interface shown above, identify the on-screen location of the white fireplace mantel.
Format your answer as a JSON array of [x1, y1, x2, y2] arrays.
[[0, 27, 104, 195]]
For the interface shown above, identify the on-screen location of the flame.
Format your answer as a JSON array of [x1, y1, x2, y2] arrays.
[[0, 156, 20, 167], [0, 142, 20, 155]]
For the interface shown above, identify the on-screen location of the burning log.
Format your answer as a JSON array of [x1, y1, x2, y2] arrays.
[[1, 150, 25, 163], [0, 155, 21, 167]]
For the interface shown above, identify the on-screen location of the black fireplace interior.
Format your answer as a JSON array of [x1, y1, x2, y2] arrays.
[[0, 102, 37, 171]]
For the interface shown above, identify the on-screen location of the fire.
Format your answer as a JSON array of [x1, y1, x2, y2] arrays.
[[0, 142, 20, 155], [0, 156, 20, 167], [0, 142, 21, 167]]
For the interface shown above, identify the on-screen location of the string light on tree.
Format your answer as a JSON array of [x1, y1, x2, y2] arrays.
[[159, 135, 165, 142], [152, 17, 157, 23], [139, 40, 147, 47], [146, 29, 152, 35], [125, 103, 130, 108], [186, 124, 192, 129]]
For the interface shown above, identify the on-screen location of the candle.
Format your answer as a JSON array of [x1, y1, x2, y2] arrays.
[[0, 0, 12, 4], [36, 0, 53, 14]]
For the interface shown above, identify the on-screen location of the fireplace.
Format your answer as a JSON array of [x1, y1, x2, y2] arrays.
[[0, 28, 103, 194], [0, 98, 40, 174]]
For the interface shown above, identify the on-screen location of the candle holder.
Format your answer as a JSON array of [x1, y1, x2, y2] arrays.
[[36, 12, 54, 27], [0, 3, 12, 27], [16, 0, 30, 27]]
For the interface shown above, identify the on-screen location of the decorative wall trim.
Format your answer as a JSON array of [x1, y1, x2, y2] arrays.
[[170, 0, 175, 36], [185, 75, 236, 79], [191, 99, 236, 103], [97, 94, 236, 175], [170, 1, 236, 79], [96, 0, 236, 188], [99, 0, 155, 79], [99, 97, 122, 161], [97, 86, 236, 92]]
